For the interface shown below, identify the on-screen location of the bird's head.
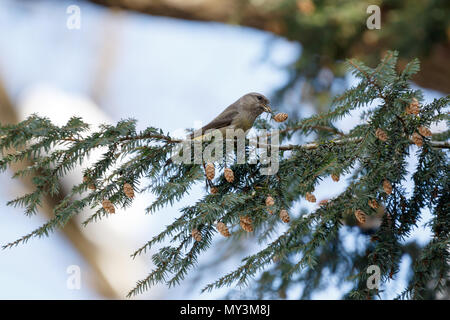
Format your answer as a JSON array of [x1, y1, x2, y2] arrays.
[[241, 92, 272, 115]]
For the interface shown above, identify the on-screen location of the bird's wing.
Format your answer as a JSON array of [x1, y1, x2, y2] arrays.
[[190, 103, 239, 138]]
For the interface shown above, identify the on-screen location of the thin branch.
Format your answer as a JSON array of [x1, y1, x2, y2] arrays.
[[310, 125, 346, 137], [262, 138, 448, 151], [347, 58, 389, 101], [274, 124, 345, 137], [429, 141, 450, 149], [276, 137, 363, 150], [59, 133, 448, 151]]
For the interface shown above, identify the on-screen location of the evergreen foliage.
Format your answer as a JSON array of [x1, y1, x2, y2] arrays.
[[0, 52, 448, 299]]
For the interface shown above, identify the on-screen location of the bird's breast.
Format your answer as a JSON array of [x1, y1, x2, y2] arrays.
[[232, 113, 256, 132]]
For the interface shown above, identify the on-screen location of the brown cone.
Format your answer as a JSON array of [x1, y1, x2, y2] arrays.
[[406, 98, 420, 115], [83, 175, 96, 190], [217, 222, 231, 237], [274, 112, 288, 122], [102, 199, 115, 214], [375, 128, 388, 142], [368, 199, 379, 209], [411, 132, 423, 147], [210, 187, 218, 194], [331, 174, 340, 182], [265, 195, 275, 207], [240, 215, 253, 225], [305, 192, 316, 203], [239, 216, 253, 232], [383, 179, 393, 195], [123, 183, 135, 199], [224, 168, 234, 183], [240, 221, 254, 232], [418, 126, 432, 137], [192, 228, 202, 241], [205, 162, 215, 180], [279, 209, 290, 223], [354, 209, 367, 224]]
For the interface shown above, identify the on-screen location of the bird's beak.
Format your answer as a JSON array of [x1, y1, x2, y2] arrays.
[[263, 104, 272, 114]]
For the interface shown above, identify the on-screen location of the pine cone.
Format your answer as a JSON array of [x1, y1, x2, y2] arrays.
[[123, 183, 135, 199], [265, 195, 275, 207], [406, 98, 420, 115], [375, 128, 388, 142], [205, 162, 215, 180], [210, 187, 218, 194], [240, 215, 253, 225], [224, 168, 234, 183], [368, 199, 379, 209], [83, 175, 96, 190], [411, 132, 423, 147], [239, 215, 254, 232], [354, 209, 367, 224], [273, 112, 288, 123], [279, 209, 290, 223], [383, 179, 393, 195], [318, 199, 328, 207], [102, 199, 115, 214], [305, 192, 316, 203], [240, 220, 254, 232], [331, 174, 340, 182], [192, 228, 202, 242], [217, 222, 231, 237], [418, 126, 432, 137]]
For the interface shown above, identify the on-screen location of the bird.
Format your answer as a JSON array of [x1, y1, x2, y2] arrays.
[[189, 92, 272, 140]]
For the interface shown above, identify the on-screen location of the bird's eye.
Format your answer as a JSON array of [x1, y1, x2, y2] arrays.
[[257, 96, 263, 101]]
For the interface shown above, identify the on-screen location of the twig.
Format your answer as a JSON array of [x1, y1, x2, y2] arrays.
[[429, 141, 450, 149], [310, 125, 346, 137], [60, 133, 448, 151], [347, 58, 389, 101], [60, 133, 182, 144], [260, 138, 448, 151], [277, 137, 362, 150], [395, 114, 409, 136], [266, 124, 345, 137]]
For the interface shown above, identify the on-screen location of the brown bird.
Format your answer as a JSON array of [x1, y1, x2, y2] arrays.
[[190, 92, 272, 140]]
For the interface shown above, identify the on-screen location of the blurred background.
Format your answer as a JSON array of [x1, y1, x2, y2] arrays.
[[0, 0, 448, 299]]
